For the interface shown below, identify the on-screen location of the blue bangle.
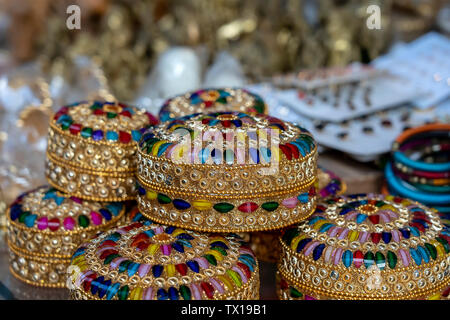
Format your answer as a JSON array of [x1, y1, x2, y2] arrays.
[[393, 151, 450, 172], [385, 163, 450, 205]]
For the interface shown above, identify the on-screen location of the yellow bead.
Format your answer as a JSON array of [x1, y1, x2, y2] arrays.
[[130, 287, 143, 300], [348, 230, 359, 242], [146, 191, 157, 200], [148, 243, 159, 255], [171, 228, 186, 237], [290, 235, 307, 251], [313, 220, 328, 231], [152, 141, 167, 156], [218, 274, 234, 291], [428, 292, 441, 300], [205, 249, 223, 261], [165, 264, 175, 277], [192, 200, 213, 210]]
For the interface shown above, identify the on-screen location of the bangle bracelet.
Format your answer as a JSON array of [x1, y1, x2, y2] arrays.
[[410, 182, 450, 193], [393, 151, 450, 172], [385, 163, 450, 205], [393, 123, 450, 149]]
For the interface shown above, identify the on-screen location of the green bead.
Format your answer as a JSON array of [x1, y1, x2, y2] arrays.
[[364, 251, 375, 269], [61, 119, 72, 130], [375, 200, 385, 207], [203, 254, 217, 266], [179, 285, 191, 300], [211, 246, 227, 256], [18, 211, 30, 223], [78, 215, 90, 228], [375, 252, 385, 270], [81, 127, 93, 138], [261, 202, 279, 212], [436, 237, 450, 253], [157, 193, 171, 204], [216, 97, 227, 104], [90, 102, 102, 110], [387, 251, 397, 269], [253, 99, 265, 114], [118, 285, 129, 300], [289, 286, 303, 298], [213, 203, 234, 213], [106, 112, 117, 118], [425, 243, 437, 260], [104, 253, 120, 265]]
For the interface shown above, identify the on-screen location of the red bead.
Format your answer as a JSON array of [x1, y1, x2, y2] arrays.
[[410, 222, 425, 233], [204, 101, 213, 108], [146, 112, 159, 125], [353, 250, 364, 268], [48, 218, 60, 231], [175, 263, 188, 276], [237, 202, 258, 213], [201, 281, 215, 299], [394, 196, 403, 203], [443, 286, 450, 298], [69, 123, 82, 135], [136, 242, 150, 251], [286, 143, 300, 159], [237, 262, 252, 279], [280, 278, 289, 290], [131, 233, 150, 247], [279, 144, 292, 160], [119, 131, 131, 143], [309, 187, 316, 196], [368, 215, 380, 225], [82, 273, 97, 292], [93, 109, 104, 115], [99, 249, 118, 260], [202, 118, 210, 125], [221, 120, 231, 128], [120, 110, 132, 118], [371, 233, 381, 244], [122, 222, 143, 232], [98, 240, 118, 248]]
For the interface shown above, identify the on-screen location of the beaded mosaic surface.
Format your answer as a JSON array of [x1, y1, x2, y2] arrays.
[[69, 218, 259, 300], [279, 193, 450, 299], [139, 111, 315, 163], [316, 166, 346, 198], [8, 186, 124, 232], [159, 88, 267, 122], [52, 101, 158, 144]]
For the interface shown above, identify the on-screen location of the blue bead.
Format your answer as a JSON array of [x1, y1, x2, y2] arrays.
[[138, 186, 146, 195], [400, 228, 410, 239], [340, 207, 352, 215], [382, 232, 392, 244], [260, 147, 271, 163], [186, 260, 200, 273], [106, 203, 123, 216], [319, 223, 333, 233], [417, 246, 430, 263], [356, 214, 367, 224], [143, 230, 155, 237], [409, 226, 420, 237], [173, 199, 191, 210], [54, 196, 65, 205], [313, 244, 325, 261], [176, 233, 194, 240], [98, 279, 111, 298], [409, 248, 422, 266], [10, 204, 22, 221], [211, 241, 229, 250], [296, 238, 312, 253], [99, 209, 112, 221], [238, 256, 254, 272], [172, 242, 185, 253], [239, 254, 256, 267], [249, 148, 260, 164], [131, 130, 142, 142], [91, 276, 104, 295], [308, 216, 325, 225], [24, 214, 37, 228], [106, 283, 121, 300], [342, 250, 353, 267], [152, 265, 163, 277], [106, 131, 118, 141], [297, 193, 309, 204], [127, 262, 139, 277], [168, 287, 179, 300], [165, 226, 176, 234], [157, 288, 169, 300], [231, 119, 242, 127]]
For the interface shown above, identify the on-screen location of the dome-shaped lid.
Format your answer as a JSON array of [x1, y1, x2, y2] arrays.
[[158, 88, 267, 122], [8, 186, 126, 234], [51, 100, 158, 144], [279, 193, 450, 299], [69, 220, 259, 300]]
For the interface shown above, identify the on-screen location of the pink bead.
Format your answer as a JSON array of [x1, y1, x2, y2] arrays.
[[37, 217, 48, 230], [282, 197, 298, 208], [303, 241, 319, 256], [161, 244, 171, 255], [90, 211, 103, 225], [63, 217, 75, 230], [337, 228, 349, 240], [195, 257, 209, 269], [345, 211, 358, 220], [143, 287, 154, 300], [327, 226, 339, 237], [324, 246, 335, 263], [333, 248, 343, 265], [399, 249, 410, 267], [138, 264, 151, 277], [155, 226, 164, 234], [209, 278, 225, 294], [191, 283, 202, 300]]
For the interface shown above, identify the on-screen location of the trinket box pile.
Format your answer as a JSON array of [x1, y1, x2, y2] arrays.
[[6, 100, 158, 287]]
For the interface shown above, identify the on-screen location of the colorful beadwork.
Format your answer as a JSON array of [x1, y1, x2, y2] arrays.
[[6, 185, 127, 288], [53, 101, 158, 143], [158, 88, 267, 122], [136, 111, 318, 232], [47, 101, 159, 201], [278, 193, 450, 300], [68, 221, 260, 300]]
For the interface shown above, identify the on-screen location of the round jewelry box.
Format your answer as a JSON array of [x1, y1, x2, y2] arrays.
[[250, 166, 346, 263], [136, 111, 318, 232], [158, 88, 267, 122], [45, 100, 158, 201], [277, 193, 450, 300], [68, 220, 260, 300], [6, 186, 126, 287]]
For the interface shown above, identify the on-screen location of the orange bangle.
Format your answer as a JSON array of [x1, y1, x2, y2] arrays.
[[393, 123, 450, 146]]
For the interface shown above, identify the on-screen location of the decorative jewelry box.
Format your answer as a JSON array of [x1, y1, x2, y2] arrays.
[[250, 166, 346, 263], [6, 186, 126, 287], [45, 101, 158, 201], [136, 111, 318, 232], [277, 193, 450, 300], [158, 88, 267, 122], [68, 220, 260, 300]]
